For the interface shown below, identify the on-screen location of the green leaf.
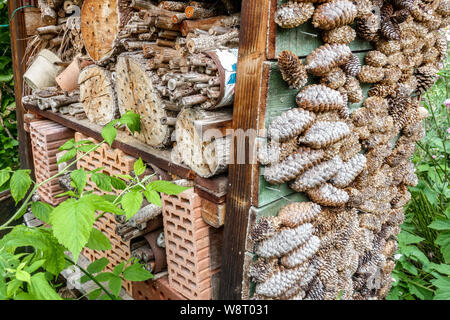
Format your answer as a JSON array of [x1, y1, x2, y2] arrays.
[[399, 259, 418, 276], [113, 262, 125, 276], [29, 273, 62, 300], [13, 291, 35, 300], [15, 270, 30, 283], [143, 189, 161, 207], [407, 282, 433, 300], [86, 229, 112, 251], [57, 148, 77, 165], [134, 158, 146, 176], [91, 172, 112, 192], [71, 169, 87, 195], [0, 74, 13, 82], [121, 191, 143, 220], [122, 263, 153, 282], [435, 232, 450, 264], [115, 174, 133, 181], [83, 194, 124, 215], [89, 288, 102, 300], [102, 123, 117, 146], [110, 177, 126, 190], [58, 139, 75, 151], [398, 231, 425, 246], [147, 180, 190, 195], [6, 279, 21, 298], [108, 275, 122, 297], [80, 274, 90, 284], [402, 245, 431, 265], [30, 201, 52, 224], [428, 263, 450, 275], [87, 258, 109, 274], [0, 170, 10, 188], [95, 272, 115, 283], [432, 276, 450, 300], [120, 111, 141, 134], [50, 198, 96, 262], [0, 275, 6, 300], [429, 219, 450, 231], [10, 170, 32, 204]]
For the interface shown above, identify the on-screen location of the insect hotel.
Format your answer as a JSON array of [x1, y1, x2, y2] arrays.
[[8, 0, 449, 300]]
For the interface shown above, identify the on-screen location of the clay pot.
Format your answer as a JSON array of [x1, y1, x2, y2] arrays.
[[23, 49, 63, 90], [55, 57, 81, 92]]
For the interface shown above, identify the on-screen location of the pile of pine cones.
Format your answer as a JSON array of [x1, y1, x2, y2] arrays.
[[253, 0, 449, 300]]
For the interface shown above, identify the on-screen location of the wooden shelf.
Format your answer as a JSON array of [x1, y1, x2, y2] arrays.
[[24, 103, 228, 198]]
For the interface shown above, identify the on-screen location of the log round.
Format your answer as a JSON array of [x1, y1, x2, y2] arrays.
[[81, 0, 134, 64], [78, 65, 119, 125], [172, 107, 232, 178], [116, 53, 172, 147]]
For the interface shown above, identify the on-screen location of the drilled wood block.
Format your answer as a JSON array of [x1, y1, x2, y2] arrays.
[[75, 132, 136, 295], [29, 120, 74, 206], [162, 188, 220, 300], [132, 276, 187, 300]]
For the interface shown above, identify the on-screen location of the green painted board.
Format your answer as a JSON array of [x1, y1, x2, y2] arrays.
[[275, 0, 374, 58], [258, 52, 371, 207], [253, 193, 309, 221]]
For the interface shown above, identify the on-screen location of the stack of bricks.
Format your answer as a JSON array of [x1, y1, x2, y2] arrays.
[[132, 276, 187, 300], [162, 188, 221, 300], [75, 132, 137, 295], [29, 120, 74, 206]]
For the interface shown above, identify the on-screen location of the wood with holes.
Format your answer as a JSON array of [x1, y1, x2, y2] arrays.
[[75, 132, 136, 295], [132, 276, 187, 300], [29, 120, 74, 205], [162, 188, 220, 300]]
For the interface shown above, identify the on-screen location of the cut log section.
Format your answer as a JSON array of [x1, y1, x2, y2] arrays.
[[81, 0, 135, 64], [172, 107, 232, 178], [78, 65, 119, 125], [115, 52, 173, 147]]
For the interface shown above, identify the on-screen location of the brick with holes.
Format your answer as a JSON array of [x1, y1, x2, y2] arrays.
[[29, 120, 74, 205], [132, 276, 187, 300], [162, 188, 222, 300]]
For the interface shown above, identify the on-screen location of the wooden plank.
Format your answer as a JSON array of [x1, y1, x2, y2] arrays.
[[24, 7, 44, 36], [24, 103, 196, 180], [9, 0, 35, 173], [268, 0, 374, 59], [219, 0, 272, 300]]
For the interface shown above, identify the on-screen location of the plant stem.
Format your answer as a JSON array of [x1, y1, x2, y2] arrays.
[[64, 257, 116, 300]]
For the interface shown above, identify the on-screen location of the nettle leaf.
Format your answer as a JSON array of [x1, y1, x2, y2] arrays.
[[120, 111, 141, 134], [95, 272, 115, 283], [83, 194, 124, 215], [102, 123, 117, 147], [25, 259, 46, 274], [71, 169, 87, 195], [29, 273, 62, 300], [435, 232, 450, 264], [121, 191, 143, 220], [407, 282, 433, 300], [134, 158, 146, 176], [0, 170, 10, 188], [50, 198, 96, 262], [143, 189, 161, 207], [398, 231, 425, 246], [31, 201, 53, 224], [0, 226, 65, 275], [110, 177, 126, 190], [108, 275, 122, 297], [58, 139, 75, 151], [87, 257, 109, 274], [86, 229, 111, 251], [10, 170, 32, 204], [429, 219, 450, 231], [432, 276, 450, 300], [91, 172, 112, 192], [56, 148, 77, 165], [147, 180, 190, 195], [122, 263, 153, 282]]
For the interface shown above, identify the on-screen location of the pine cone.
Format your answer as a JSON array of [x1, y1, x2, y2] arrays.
[[268, 108, 316, 142], [341, 53, 361, 77], [435, 33, 448, 61], [330, 153, 367, 188], [390, 0, 415, 11], [320, 68, 347, 89], [422, 47, 440, 64], [344, 76, 363, 103], [355, 13, 380, 41], [322, 26, 356, 44], [392, 9, 411, 24], [355, 0, 375, 18], [263, 147, 326, 185], [415, 64, 438, 95], [250, 216, 281, 242], [312, 0, 357, 30], [381, 19, 400, 40], [437, 0, 450, 16], [296, 84, 346, 112], [248, 258, 277, 283], [368, 84, 396, 98], [274, 1, 315, 29], [299, 121, 351, 149], [358, 65, 385, 83], [365, 50, 388, 67], [377, 39, 401, 55], [305, 44, 352, 76], [278, 50, 308, 89], [277, 202, 322, 228], [383, 66, 402, 84], [281, 236, 321, 268], [306, 183, 349, 207], [380, 3, 394, 22]]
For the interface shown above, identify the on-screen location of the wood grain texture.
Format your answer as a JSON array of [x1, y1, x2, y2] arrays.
[[9, 0, 35, 173], [219, 0, 270, 300]]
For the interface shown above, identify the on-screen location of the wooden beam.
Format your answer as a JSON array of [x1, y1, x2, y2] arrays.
[[8, 0, 35, 173], [219, 0, 271, 300]]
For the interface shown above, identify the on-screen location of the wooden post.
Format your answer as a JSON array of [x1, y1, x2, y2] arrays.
[[8, 0, 35, 173], [219, 0, 270, 300]]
